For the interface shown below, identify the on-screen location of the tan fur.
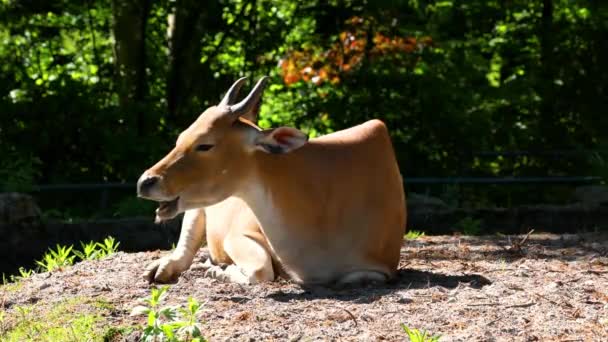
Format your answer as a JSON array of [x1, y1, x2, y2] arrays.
[[139, 85, 406, 285]]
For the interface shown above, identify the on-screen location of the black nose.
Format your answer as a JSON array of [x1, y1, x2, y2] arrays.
[[137, 175, 160, 196]]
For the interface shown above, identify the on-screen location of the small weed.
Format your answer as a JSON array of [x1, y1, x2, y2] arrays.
[[3, 267, 34, 284], [404, 230, 426, 240], [74, 241, 102, 261], [1, 236, 120, 285], [35, 244, 75, 272], [97, 236, 120, 256], [456, 217, 483, 236], [401, 324, 441, 342], [35, 236, 119, 273], [497, 257, 507, 271], [17, 267, 34, 279], [131, 286, 207, 342]]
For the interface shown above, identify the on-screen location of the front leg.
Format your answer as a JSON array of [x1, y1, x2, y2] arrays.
[[144, 208, 206, 283]]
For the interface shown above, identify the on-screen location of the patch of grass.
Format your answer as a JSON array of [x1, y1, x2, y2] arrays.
[[404, 230, 426, 240], [401, 324, 441, 342], [456, 217, 483, 236], [92, 298, 116, 311], [0, 297, 113, 341], [131, 286, 207, 342], [102, 326, 136, 342], [0, 280, 24, 293]]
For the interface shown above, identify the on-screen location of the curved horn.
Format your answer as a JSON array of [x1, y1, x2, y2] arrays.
[[228, 76, 269, 118], [219, 77, 248, 107]]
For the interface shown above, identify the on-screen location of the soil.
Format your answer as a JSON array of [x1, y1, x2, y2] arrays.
[[1, 232, 607, 341]]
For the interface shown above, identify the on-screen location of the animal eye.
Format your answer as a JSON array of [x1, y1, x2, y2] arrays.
[[195, 144, 214, 152]]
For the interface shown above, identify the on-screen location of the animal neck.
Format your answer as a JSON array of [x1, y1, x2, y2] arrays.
[[235, 148, 321, 239]]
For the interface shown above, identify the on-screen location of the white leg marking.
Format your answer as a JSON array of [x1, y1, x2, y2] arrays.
[[203, 264, 250, 284], [223, 234, 274, 284], [143, 209, 206, 283]]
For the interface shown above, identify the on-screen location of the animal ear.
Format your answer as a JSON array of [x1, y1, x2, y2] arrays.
[[254, 127, 308, 154]]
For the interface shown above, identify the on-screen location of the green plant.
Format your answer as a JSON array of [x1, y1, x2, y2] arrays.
[[456, 217, 483, 236], [6, 267, 35, 283], [73, 236, 119, 261], [172, 297, 205, 340], [131, 286, 207, 342], [35, 244, 75, 272], [97, 236, 120, 257], [404, 230, 426, 240], [17, 267, 34, 279], [73, 241, 102, 261], [3, 236, 119, 284], [401, 324, 441, 342]]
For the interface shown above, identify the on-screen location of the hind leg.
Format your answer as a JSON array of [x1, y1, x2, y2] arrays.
[[205, 231, 274, 284]]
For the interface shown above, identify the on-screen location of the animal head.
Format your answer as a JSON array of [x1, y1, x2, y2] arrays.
[[137, 77, 308, 221]]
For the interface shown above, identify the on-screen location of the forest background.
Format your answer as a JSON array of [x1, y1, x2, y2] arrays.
[[1, 0, 607, 220]]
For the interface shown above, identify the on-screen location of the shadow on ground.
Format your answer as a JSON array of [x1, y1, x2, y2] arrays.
[[266, 269, 491, 303], [404, 232, 608, 263]]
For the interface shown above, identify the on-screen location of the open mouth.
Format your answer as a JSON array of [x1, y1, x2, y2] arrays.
[[155, 197, 180, 221]]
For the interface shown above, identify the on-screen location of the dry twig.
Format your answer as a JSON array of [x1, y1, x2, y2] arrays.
[[506, 229, 536, 253], [342, 308, 358, 327]]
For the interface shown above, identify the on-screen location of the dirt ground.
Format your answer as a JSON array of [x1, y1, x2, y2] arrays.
[[1, 232, 607, 341]]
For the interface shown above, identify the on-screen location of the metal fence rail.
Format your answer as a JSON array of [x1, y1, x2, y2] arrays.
[[15, 149, 603, 215], [405, 176, 602, 185], [30, 175, 603, 192], [26, 175, 603, 213]]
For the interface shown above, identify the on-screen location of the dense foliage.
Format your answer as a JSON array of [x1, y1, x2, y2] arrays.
[[1, 0, 607, 212]]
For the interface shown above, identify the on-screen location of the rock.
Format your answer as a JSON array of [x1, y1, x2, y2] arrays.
[[407, 192, 449, 213], [573, 185, 608, 205], [0, 192, 42, 224]]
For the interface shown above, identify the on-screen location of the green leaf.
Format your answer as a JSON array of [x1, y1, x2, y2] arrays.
[[160, 306, 177, 321], [147, 311, 156, 327], [160, 324, 175, 339]]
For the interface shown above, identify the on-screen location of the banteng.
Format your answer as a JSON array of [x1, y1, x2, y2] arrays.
[[137, 77, 406, 285]]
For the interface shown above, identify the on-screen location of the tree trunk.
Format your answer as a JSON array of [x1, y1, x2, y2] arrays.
[[539, 0, 556, 146], [111, 0, 151, 135], [166, 0, 223, 123]]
